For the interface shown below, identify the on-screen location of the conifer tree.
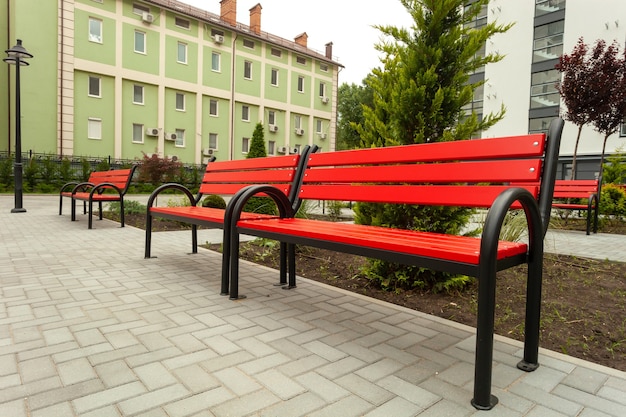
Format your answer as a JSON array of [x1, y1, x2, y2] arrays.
[[247, 122, 267, 158], [353, 0, 511, 291]]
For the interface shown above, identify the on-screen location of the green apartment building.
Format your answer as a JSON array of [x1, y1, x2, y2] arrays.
[[1, 0, 341, 164]]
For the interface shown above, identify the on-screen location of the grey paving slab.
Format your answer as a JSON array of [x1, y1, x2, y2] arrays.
[[0, 195, 625, 416]]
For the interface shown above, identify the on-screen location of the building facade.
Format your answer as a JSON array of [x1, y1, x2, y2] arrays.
[[476, 0, 626, 179], [1, 0, 340, 164]]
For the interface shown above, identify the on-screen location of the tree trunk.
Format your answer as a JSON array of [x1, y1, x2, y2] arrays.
[[570, 124, 584, 180]]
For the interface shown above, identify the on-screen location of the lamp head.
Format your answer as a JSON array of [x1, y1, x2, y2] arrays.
[[5, 39, 33, 60]]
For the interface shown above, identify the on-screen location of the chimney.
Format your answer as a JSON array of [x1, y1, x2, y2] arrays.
[[220, 0, 237, 26], [294, 32, 308, 47], [325, 42, 333, 59], [249, 3, 262, 35]]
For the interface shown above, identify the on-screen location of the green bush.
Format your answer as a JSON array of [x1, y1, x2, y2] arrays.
[[600, 183, 626, 221], [243, 196, 277, 215], [108, 200, 146, 216], [202, 194, 227, 209], [0, 157, 13, 188]]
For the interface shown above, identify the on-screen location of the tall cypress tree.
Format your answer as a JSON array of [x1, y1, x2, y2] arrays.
[[247, 122, 267, 158], [354, 0, 511, 291]]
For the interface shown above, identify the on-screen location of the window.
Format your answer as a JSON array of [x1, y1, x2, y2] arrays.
[[211, 29, 225, 37], [175, 17, 190, 29], [316, 120, 323, 134], [242, 105, 250, 121], [529, 116, 554, 134], [243, 39, 255, 49], [211, 52, 221, 72], [88, 76, 101, 97], [320, 63, 328, 72], [133, 3, 150, 15], [268, 141, 276, 155], [533, 20, 564, 63], [209, 133, 218, 149], [530, 69, 560, 109], [621, 118, 626, 137], [92, 0, 103, 3], [271, 68, 279, 86], [134, 30, 146, 53], [175, 93, 185, 111], [535, 0, 566, 17], [296, 56, 306, 65], [132, 123, 144, 143], [297, 76, 304, 93], [242, 137, 250, 153], [175, 129, 185, 147], [294, 115, 302, 129], [133, 85, 144, 104], [177, 42, 187, 64], [88, 118, 102, 139], [209, 99, 218, 116], [89, 18, 102, 43], [319, 82, 326, 97], [244, 61, 252, 79], [268, 110, 276, 125], [271, 48, 282, 57]]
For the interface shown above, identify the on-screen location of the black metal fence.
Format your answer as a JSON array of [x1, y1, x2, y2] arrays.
[[0, 151, 204, 193]]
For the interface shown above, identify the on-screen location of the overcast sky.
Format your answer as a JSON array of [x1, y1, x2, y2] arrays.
[[180, 0, 414, 85]]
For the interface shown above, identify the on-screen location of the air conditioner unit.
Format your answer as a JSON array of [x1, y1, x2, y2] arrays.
[[165, 132, 177, 141], [142, 12, 154, 23], [213, 34, 224, 44], [167, 155, 179, 162], [295, 128, 304, 136], [277, 146, 288, 154], [319, 133, 327, 139], [321, 96, 329, 104], [291, 147, 299, 154], [268, 124, 278, 132], [145, 127, 159, 136], [203, 148, 214, 156]]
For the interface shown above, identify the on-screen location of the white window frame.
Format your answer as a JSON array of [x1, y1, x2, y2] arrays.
[[268, 140, 276, 155], [89, 18, 103, 43], [296, 56, 306, 65], [176, 93, 185, 111], [320, 63, 329, 72], [209, 133, 218, 149], [133, 85, 144, 105], [175, 17, 190, 30], [319, 82, 326, 98], [242, 137, 250, 154], [132, 3, 150, 15], [88, 118, 102, 140], [270, 48, 282, 57], [88, 76, 101, 98], [242, 105, 250, 122], [211, 52, 221, 72], [134, 30, 146, 54], [175, 128, 185, 147], [209, 99, 218, 116], [132, 123, 144, 143], [294, 115, 302, 129], [244, 61, 252, 80], [271, 68, 279, 86], [316, 119, 323, 134], [243, 39, 255, 49], [297, 76, 304, 93], [268, 110, 276, 125], [177, 42, 187, 64]]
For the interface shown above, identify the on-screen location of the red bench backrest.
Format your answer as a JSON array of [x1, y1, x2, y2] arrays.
[[299, 134, 546, 208], [87, 168, 136, 193], [553, 180, 599, 199], [198, 154, 303, 201]]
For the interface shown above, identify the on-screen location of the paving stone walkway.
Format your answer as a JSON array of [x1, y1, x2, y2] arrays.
[[0, 195, 624, 416]]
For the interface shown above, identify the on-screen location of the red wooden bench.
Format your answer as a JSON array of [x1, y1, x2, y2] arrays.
[[144, 146, 314, 296], [226, 119, 564, 410], [552, 179, 599, 235], [59, 166, 137, 229]]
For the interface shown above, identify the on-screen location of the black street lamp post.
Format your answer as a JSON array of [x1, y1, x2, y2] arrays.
[[4, 39, 33, 213]]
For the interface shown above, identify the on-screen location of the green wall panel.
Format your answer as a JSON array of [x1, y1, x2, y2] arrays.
[[122, 23, 160, 75], [74, 9, 116, 66]]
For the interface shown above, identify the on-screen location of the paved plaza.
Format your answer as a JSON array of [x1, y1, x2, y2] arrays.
[[0, 194, 625, 416]]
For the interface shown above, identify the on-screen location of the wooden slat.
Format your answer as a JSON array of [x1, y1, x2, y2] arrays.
[[303, 160, 542, 184], [298, 184, 538, 207], [202, 169, 295, 184], [306, 134, 545, 167], [206, 155, 300, 171], [198, 183, 291, 196], [238, 218, 528, 264], [150, 206, 276, 221]]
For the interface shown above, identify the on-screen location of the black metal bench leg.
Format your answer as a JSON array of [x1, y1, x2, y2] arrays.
[[220, 225, 231, 296], [88, 200, 94, 229], [228, 227, 246, 300], [59, 195, 63, 215], [277, 242, 287, 286], [119, 200, 124, 227], [71, 198, 77, 221], [191, 225, 198, 253], [145, 213, 153, 259], [472, 255, 499, 410], [517, 248, 543, 373], [285, 243, 297, 289]]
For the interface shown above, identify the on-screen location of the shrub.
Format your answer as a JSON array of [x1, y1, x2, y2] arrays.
[[243, 196, 277, 215], [138, 152, 182, 186], [600, 183, 626, 222], [108, 200, 146, 216], [202, 194, 227, 209], [0, 157, 13, 188]]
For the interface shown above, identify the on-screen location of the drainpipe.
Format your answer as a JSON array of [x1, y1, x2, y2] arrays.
[[5, 0, 11, 154], [59, 0, 64, 157], [229, 33, 238, 160]]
